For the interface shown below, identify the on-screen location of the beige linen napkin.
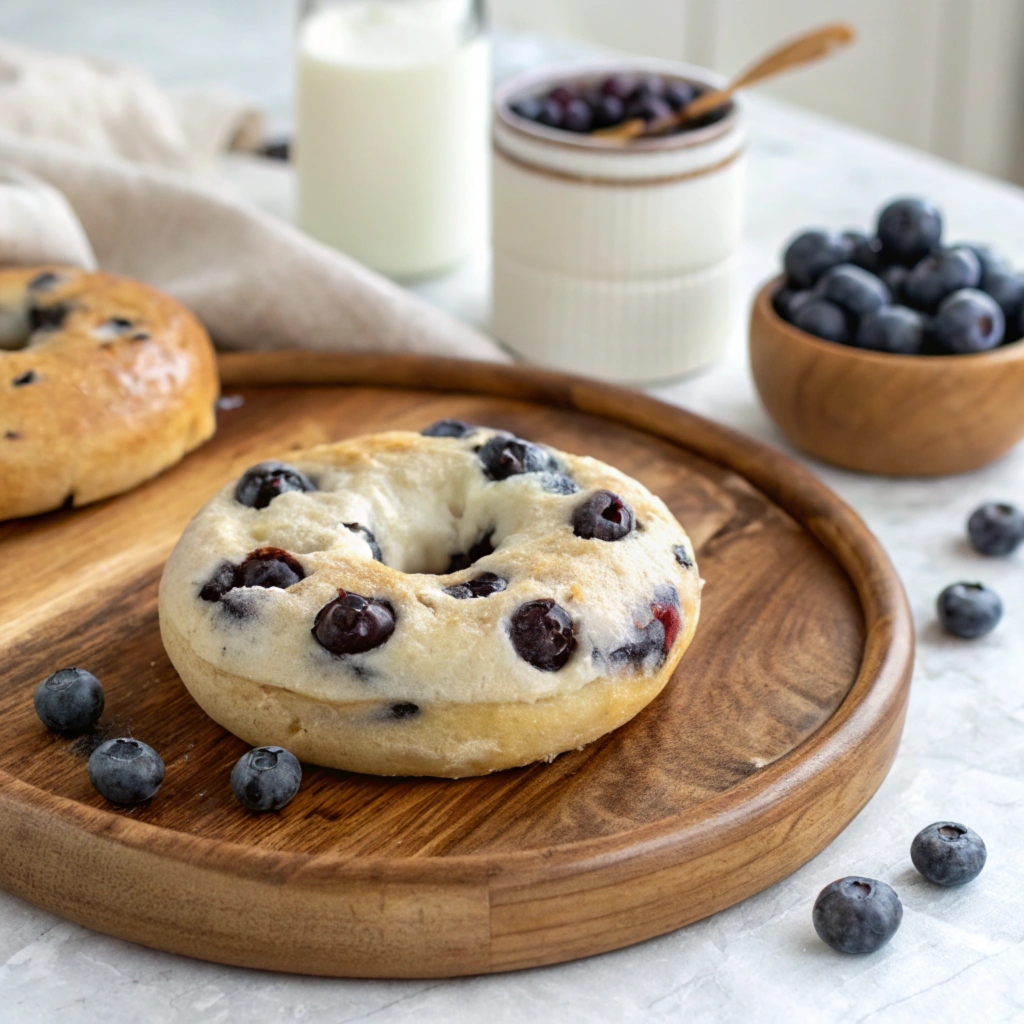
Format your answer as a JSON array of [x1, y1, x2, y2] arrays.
[[0, 129, 504, 360]]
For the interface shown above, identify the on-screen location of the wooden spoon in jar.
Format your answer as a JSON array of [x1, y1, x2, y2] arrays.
[[595, 21, 856, 142]]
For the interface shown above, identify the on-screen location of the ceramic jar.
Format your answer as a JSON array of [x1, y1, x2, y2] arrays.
[[492, 61, 746, 383]]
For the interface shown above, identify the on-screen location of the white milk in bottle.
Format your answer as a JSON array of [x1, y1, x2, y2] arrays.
[[296, 0, 489, 278]]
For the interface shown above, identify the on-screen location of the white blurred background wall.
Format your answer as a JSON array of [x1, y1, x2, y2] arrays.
[[490, 0, 1024, 185]]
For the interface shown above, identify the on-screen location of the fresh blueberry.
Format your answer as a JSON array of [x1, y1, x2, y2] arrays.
[[844, 231, 884, 273], [903, 247, 981, 312], [230, 746, 302, 812], [812, 877, 903, 954], [625, 95, 673, 124], [478, 432, 558, 480], [345, 522, 383, 562], [967, 502, 1024, 556], [509, 599, 577, 671], [572, 490, 635, 541], [792, 298, 850, 344], [937, 582, 1002, 638], [563, 98, 593, 132], [911, 822, 987, 886], [773, 287, 814, 323], [599, 74, 637, 100], [855, 305, 925, 354], [312, 590, 396, 654], [664, 80, 697, 110], [931, 289, 1005, 353], [33, 667, 104, 736], [235, 461, 316, 509], [235, 547, 305, 589], [536, 98, 565, 129], [879, 263, 910, 302], [511, 97, 543, 122], [593, 94, 626, 129], [548, 85, 577, 106], [962, 243, 1009, 282], [876, 197, 943, 264], [421, 419, 477, 438], [980, 267, 1024, 327], [88, 738, 164, 806], [444, 572, 507, 599], [782, 230, 852, 290], [814, 264, 891, 317]]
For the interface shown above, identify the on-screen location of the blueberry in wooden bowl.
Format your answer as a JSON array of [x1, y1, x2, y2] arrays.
[[749, 198, 1024, 476]]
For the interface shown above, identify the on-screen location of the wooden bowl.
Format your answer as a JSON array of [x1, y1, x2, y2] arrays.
[[749, 276, 1024, 475]]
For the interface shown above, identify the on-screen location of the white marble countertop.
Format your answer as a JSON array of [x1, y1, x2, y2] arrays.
[[1, 7, 1023, 1023]]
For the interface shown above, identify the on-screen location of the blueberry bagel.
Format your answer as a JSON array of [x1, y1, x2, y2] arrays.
[[158, 424, 701, 777], [0, 265, 218, 520]]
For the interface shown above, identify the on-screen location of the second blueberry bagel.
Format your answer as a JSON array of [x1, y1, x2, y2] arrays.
[[158, 423, 702, 777]]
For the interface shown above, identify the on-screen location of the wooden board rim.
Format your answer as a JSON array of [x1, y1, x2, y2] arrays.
[[0, 351, 915, 973]]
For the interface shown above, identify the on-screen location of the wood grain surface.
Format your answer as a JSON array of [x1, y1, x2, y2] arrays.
[[749, 276, 1024, 476], [0, 353, 914, 977]]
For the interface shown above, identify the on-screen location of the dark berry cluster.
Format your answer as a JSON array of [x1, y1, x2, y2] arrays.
[[510, 73, 717, 136], [776, 197, 1024, 355]]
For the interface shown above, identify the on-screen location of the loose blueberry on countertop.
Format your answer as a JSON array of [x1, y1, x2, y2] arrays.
[[421, 418, 477, 438], [389, 702, 420, 719], [447, 530, 495, 572], [968, 502, 1024, 556], [236, 547, 305, 589], [911, 822, 987, 887], [812, 877, 902, 954], [876, 197, 943, 264], [845, 230, 884, 273], [345, 522, 383, 562], [931, 288, 1005, 354], [814, 264, 891, 317], [783, 230, 852, 290], [230, 746, 302, 812], [903, 247, 981, 312], [478, 432, 558, 480], [792, 298, 850, 344], [979, 267, 1024, 328], [937, 582, 1002, 638], [235, 461, 316, 509], [33, 667, 104, 736], [572, 490, 635, 541], [88, 738, 164, 806], [313, 590, 396, 655], [509, 599, 577, 671], [855, 306, 925, 355], [444, 572, 507, 600], [11, 369, 37, 386]]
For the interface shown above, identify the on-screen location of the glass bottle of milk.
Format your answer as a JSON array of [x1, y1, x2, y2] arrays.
[[296, 0, 489, 280]]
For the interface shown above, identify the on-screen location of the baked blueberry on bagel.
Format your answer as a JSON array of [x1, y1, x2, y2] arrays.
[[0, 265, 218, 520], [158, 424, 701, 777]]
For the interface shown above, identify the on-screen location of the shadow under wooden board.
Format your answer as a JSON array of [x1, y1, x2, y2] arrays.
[[0, 352, 914, 978]]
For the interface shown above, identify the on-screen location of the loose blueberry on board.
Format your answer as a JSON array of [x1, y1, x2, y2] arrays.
[[236, 547, 305, 589], [509, 599, 577, 671], [814, 264, 891, 317], [876, 197, 943, 264], [312, 590, 396, 655], [911, 822, 987, 886], [478, 432, 558, 480], [968, 502, 1024, 556], [444, 572, 508, 600], [855, 306, 925, 355], [345, 522, 384, 562], [792, 298, 850, 344], [931, 289, 1005, 354], [421, 419, 477, 439], [88, 738, 165, 806], [33, 667, 104, 736], [230, 746, 302, 813], [937, 582, 1003, 638], [572, 490, 636, 541], [903, 247, 981, 312], [812, 877, 903, 954], [235, 461, 316, 509], [783, 230, 852, 290]]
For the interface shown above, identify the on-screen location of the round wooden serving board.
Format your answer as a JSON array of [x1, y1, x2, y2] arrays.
[[0, 353, 913, 978]]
